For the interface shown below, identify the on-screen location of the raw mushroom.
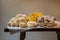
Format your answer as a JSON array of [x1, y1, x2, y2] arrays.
[[19, 22, 27, 28], [27, 21, 37, 28]]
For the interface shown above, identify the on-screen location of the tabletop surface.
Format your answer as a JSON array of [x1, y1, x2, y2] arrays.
[[4, 28, 60, 32]]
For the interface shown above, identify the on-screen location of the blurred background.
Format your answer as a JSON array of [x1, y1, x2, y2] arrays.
[[0, 0, 60, 40]]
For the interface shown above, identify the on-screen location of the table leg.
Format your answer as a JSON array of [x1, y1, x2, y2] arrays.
[[20, 31, 26, 40], [56, 31, 60, 40]]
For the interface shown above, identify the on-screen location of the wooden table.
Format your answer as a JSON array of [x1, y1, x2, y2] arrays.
[[4, 28, 60, 40]]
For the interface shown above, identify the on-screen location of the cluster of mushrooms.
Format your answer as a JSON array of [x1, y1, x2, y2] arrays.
[[8, 12, 57, 28], [37, 16, 57, 28]]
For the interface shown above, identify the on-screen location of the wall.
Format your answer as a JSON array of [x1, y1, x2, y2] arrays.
[[1, 0, 60, 40], [0, 0, 1, 27]]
